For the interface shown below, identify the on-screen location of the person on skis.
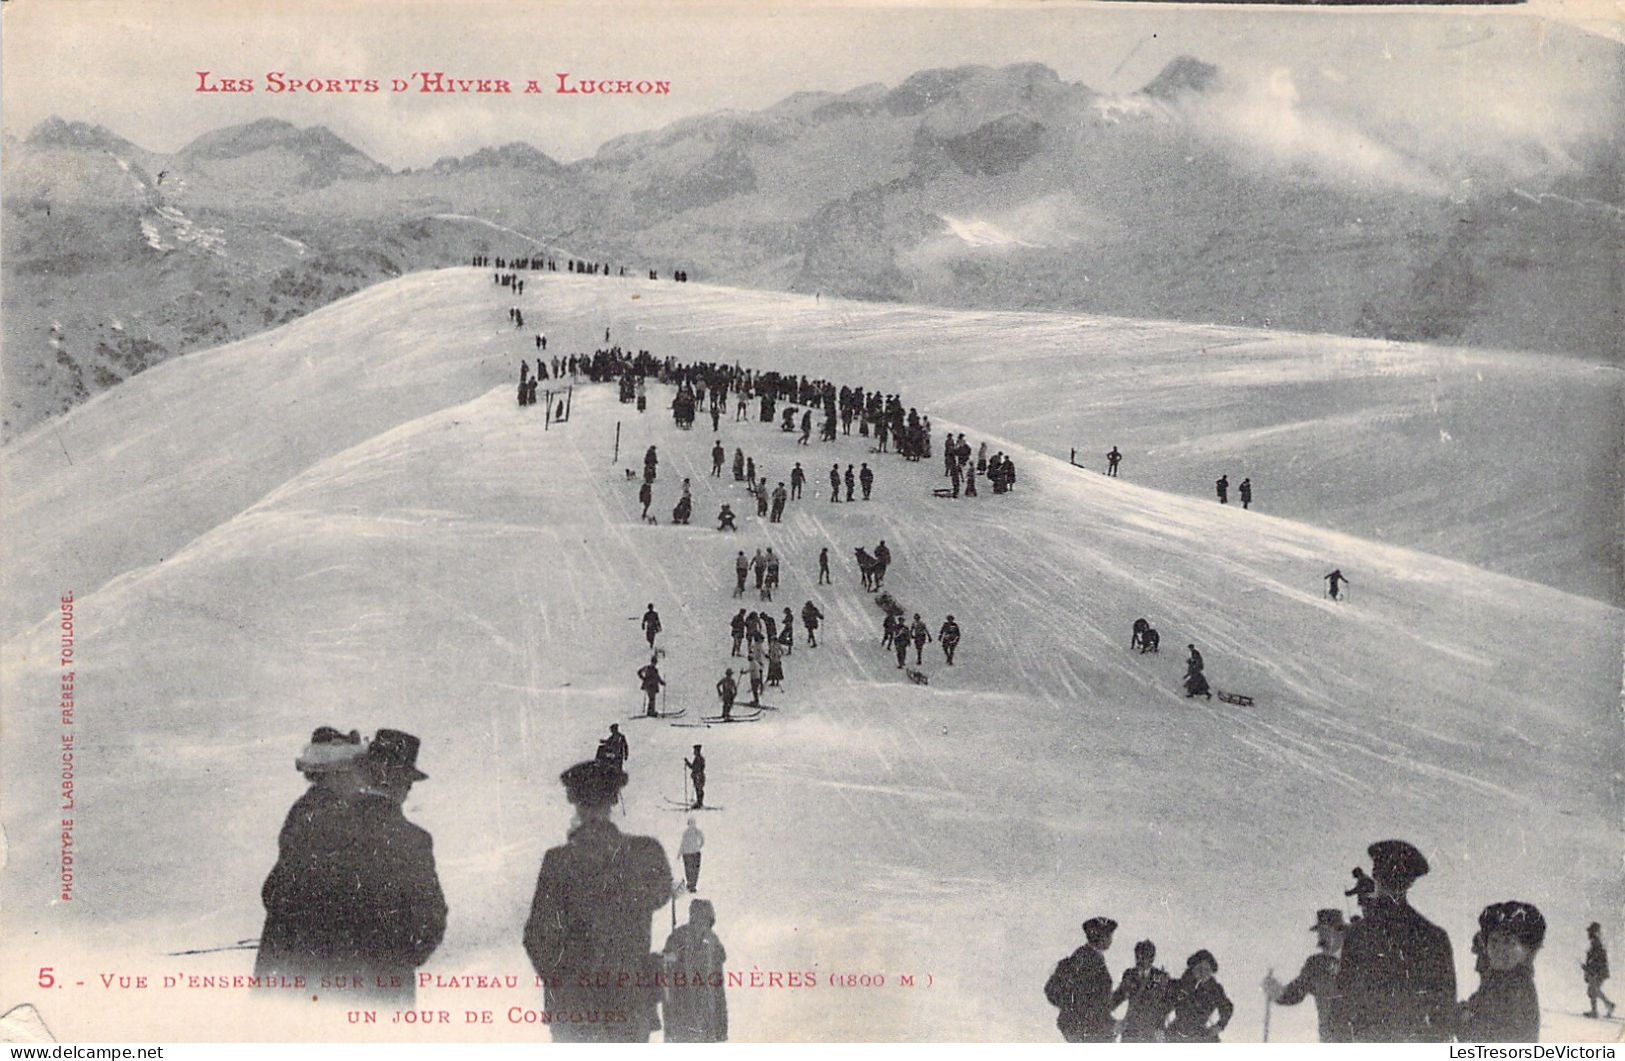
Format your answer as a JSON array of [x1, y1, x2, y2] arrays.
[[637, 656, 666, 717], [1325, 569, 1350, 601], [685, 746, 706, 808], [715, 670, 737, 722]]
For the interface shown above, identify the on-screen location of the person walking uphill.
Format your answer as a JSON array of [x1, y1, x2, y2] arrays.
[[522, 759, 673, 1042], [938, 616, 961, 665], [910, 614, 932, 665], [1046, 916, 1118, 1042], [641, 604, 662, 649], [1585, 922, 1615, 1019], [802, 600, 823, 647]]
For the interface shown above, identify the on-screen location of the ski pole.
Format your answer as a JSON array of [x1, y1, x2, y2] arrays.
[[167, 940, 259, 956], [1263, 966, 1274, 1042]]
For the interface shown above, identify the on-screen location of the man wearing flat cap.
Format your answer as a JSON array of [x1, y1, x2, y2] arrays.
[[1263, 909, 1347, 1041], [256, 728, 447, 1003], [523, 759, 674, 1042], [1045, 916, 1118, 1041], [1332, 840, 1456, 1041]]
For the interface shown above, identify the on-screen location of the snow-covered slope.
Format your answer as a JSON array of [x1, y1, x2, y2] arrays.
[[1, 270, 1619, 1042]]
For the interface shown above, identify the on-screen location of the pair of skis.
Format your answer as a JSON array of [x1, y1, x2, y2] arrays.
[[663, 798, 725, 811], [671, 709, 765, 727]]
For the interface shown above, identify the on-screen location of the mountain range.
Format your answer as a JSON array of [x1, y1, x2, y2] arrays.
[[3, 49, 1621, 438]]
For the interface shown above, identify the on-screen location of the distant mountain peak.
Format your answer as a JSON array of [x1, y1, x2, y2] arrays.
[[177, 119, 382, 169], [431, 142, 562, 174], [25, 117, 142, 154], [1142, 56, 1220, 100]]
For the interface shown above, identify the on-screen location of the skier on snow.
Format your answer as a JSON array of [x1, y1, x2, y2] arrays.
[[637, 656, 665, 717]]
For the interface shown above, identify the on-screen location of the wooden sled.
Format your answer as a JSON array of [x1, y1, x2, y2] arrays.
[[1216, 690, 1255, 706]]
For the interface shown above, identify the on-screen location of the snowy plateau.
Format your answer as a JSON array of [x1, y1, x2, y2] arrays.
[[1, 270, 1620, 1042]]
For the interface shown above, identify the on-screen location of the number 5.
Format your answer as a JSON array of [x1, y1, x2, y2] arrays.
[[37, 967, 55, 988]]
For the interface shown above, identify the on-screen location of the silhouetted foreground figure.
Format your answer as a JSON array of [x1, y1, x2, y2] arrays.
[[1457, 901, 1544, 1042], [1046, 916, 1118, 1041], [1332, 840, 1456, 1041], [522, 759, 672, 1042], [1165, 950, 1233, 1042], [1263, 908, 1348, 1041], [256, 728, 446, 1003], [661, 898, 729, 1042]]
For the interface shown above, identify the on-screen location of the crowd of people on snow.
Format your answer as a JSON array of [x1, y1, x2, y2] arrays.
[[1046, 839, 1607, 1044]]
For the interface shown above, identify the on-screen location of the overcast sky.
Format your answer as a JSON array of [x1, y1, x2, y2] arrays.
[[3, 0, 1620, 169]]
